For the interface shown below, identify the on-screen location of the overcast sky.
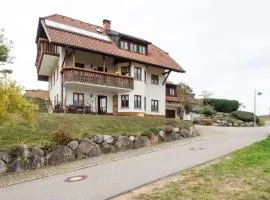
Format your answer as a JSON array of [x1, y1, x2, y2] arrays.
[[0, 0, 269, 115]]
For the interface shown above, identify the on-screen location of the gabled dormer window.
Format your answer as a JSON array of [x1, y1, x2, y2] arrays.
[[120, 41, 128, 50]]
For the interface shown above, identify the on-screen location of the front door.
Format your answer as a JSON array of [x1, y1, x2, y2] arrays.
[[113, 95, 118, 115], [98, 96, 107, 114]]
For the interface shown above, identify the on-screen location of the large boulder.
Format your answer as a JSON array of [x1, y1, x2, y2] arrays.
[[158, 130, 172, 142], [0, 151, 13, 163], [103, 135, 114, 144], [67, 140, 79, 151], [29, 155, 44, 169], [31, 146, 44, 156], [10, 158, 30, 172], [90, 135, 104, 144], [189, 126, 200, 137], [100, 143, 116, 154], [172, 132, 183, 140], [115, 136, 133, 151], [151, 135, 159, 145], [0, 160, 7, 173], [180, 128, 190, 138], [134, 136, 151, 149], [76, 138, 101, 159], [46, 146, 75, 165]]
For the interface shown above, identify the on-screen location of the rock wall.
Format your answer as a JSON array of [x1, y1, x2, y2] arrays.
[[0, 126, 199, 174]]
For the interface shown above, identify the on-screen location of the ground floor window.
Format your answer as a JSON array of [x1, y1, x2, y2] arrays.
[[73, 93, 84, 106], [121, 95, 129, 108], [151, 100, 159, 112], [144, 97, 146, 110], [134, 95, 142, 109]]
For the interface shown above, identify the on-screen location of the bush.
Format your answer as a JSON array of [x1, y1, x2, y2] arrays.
[[164, 125, 174, 135], [201, 105, 216, 116], [258, 119, 266, 126], [231, 111, 259, 123], [141, 127, 160, 138], [204, 98, 240, 113], [51, 129, 72, 145]]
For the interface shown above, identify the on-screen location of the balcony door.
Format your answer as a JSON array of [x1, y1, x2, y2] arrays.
[[98, 95, 107, 114]]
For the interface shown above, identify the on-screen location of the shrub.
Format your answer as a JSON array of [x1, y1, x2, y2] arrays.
[[231, 111, 259, 123], [51, 129, 72, 145], [164, 125, 174, 135], [201, 105, 216, 116], [258, 119, 266, 126], [204, 98, 240, 113], [141, 127, 160, 138]]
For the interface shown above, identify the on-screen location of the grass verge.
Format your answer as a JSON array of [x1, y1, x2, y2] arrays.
[[137, 137, 270, 200], [0, 113, 189, 148]]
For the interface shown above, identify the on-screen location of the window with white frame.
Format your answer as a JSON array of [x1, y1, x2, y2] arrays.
[[151, 100, 159, 112], [134, 95, 142, 109]]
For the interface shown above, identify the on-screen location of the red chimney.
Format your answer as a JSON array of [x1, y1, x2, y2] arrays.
[[103, 19, 111, 30]]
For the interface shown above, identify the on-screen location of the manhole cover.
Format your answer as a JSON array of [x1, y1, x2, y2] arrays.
[[190, 147, 204, 151], [65, 175, 88, 183]]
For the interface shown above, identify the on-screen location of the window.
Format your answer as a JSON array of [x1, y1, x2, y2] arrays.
[[75, 63, 85, 68], [121, 95, 129, 108], [144, 97, 146, 111], [134, 67, 142, 80], [139, 45, 146, 54], [134, 95, 142, 109], [120, 40, 128, 50], [151, 74, 159, 84], [169, 88, 176, 96], [121, 66, 130, 76], [151, 100, 159, 112], [130, 43, 137, 52], [144, 71, 147, 83], [73, 93, 84, 106]]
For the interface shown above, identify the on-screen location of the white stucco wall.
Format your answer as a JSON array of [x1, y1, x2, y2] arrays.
[[47, 48, 166, 116]]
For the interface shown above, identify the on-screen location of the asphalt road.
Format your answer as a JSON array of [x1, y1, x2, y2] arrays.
[[1, 126, 269, 200]]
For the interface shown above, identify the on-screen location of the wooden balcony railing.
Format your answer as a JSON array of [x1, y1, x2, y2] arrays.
[[62, 67, 134, 90], [35, 38, 59, 67]]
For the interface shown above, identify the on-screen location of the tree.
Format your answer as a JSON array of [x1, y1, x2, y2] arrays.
[[199, 90, 213, 99], [0, 29, 13, 64], [176, 82, 194, 119], [0, 31, 37, 127]]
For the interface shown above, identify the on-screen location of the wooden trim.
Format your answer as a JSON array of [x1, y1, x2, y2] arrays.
[[62, 67, 134, 79], [145, 114, 165, 118], [162, 70, 171, 86], [117, 112, 145, 117]]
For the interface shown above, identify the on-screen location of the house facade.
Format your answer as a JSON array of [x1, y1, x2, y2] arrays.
[[165, 82, 202, 120], [35, 14, 184, 116]]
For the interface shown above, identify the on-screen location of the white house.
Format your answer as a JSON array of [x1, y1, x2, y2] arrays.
[[35, 14, 185, 117]]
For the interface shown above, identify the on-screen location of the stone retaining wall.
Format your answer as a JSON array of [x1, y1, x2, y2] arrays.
[[0, 126, 199, 174]]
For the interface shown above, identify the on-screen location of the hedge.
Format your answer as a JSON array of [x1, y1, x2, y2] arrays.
[[204, 98, 239, 113], [231, 111, 259, 123]]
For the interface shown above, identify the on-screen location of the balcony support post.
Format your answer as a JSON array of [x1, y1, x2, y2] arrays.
[[103, 55, 106, 72]]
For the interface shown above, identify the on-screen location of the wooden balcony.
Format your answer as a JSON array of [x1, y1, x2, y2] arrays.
[[35, 38, 59, 67], [62, 67, 134, 90]]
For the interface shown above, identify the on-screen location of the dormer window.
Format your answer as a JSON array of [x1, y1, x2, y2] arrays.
[[119, 39, 147, 55], [120, 41, 128, 50], [130, 43, 137, 52], [139, 45, 146, 55]]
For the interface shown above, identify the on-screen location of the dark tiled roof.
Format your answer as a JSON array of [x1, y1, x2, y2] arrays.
[[40, 14, 185, 72]]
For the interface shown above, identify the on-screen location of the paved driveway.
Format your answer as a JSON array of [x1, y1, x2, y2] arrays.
[[1, 126, 269, 200]]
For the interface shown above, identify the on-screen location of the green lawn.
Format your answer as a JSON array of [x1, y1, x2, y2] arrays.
[[138, 137, 270, 200], [0, 113, 185, 148]]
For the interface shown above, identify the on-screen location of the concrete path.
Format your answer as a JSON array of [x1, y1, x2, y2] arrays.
[[0, 126, 269, 200]]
